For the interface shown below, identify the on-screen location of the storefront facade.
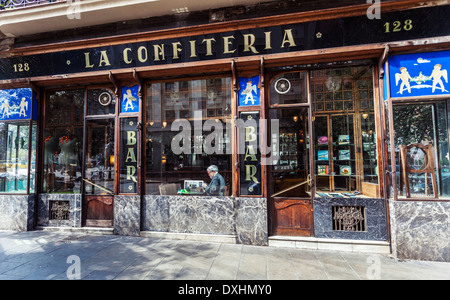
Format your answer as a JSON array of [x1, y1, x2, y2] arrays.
[[0, 0, 449, 261]]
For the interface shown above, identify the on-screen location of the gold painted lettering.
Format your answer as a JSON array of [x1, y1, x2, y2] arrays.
[[245, 126, 257, 142], [153, 44, 165, 61], [202, 38, 216, 56], [244, 145, 257, 162], [264, 31, 272, 50], [123, 48, 133, 64], [127, 165, 138, 183], [189, 40, 197, 58], [138, 46, 148, 63], [84, 52, 94, 68], [245, 165, 260, 183], [127, 131, 137, 145], [281, 29, 296, 48], [243, 34, 259, 54], [172, 42, 182, 59], [99, 50, 111, 67], [126, 148, 137, 163], [223, 35, 236, 54]]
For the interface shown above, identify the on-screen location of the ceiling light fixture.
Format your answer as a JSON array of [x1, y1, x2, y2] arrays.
[[173, 7, 189, 14]]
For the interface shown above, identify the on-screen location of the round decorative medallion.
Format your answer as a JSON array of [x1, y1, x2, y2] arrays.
[[99, 92, 112, 106], [274, 78, 291, 94], [325, 76, 341, 92]]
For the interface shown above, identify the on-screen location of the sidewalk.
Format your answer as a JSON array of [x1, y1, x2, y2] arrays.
[[0, 230, 449, 280]]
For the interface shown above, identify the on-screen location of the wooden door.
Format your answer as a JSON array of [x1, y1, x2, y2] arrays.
[[84, 196, 114, 227], [268, 107, 314, 237], [271, 199, 313, 236]]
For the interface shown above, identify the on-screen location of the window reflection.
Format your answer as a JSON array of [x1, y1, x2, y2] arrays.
[[145, 78, 233, 195], [84, 119, 115, 195], [312, 66, 378, 197], [43, 89, 84, 194], [270, 108, 310, 197], [0, 122, 31, 193], [391, 101, 450, 199]]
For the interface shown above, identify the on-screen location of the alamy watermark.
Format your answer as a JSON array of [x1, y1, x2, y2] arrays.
[[366, 255, 382, 279], [67, 0, 81, 20], [170, 111, 280, 166], [66, 255, 81, 280], [367, 0, 381, 20]]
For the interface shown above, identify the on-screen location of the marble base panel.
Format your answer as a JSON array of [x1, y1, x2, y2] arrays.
[[143, 195, 268, 246], [234, 197, 268, 246], [37, 194, 81, 228], [114, 195, 140, 237], [389, 200, 450, 262], [0, 195, 34, 231], [314, 197, 388, 241]]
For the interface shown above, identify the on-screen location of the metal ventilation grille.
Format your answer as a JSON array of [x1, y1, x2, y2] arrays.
[[49, 201, 70, 221], [332, 205, 366, 232]]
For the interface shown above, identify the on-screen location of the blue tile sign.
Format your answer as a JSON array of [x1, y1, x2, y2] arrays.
[[0, 88, 33, 121], [388, 50, 450, 98], [238, 76, 261, 106], [120, 85, 140, 113]]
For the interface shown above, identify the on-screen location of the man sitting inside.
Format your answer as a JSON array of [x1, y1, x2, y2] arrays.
[[203, 165, 225, 196]]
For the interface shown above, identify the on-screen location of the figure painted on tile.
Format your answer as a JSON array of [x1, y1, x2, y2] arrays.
[[430, 64, 448, 93], [19, 97, 28, 117], [242, 80, 258, 105], [395, 67, 413, 94], [1, 99, 11, 118], [123, 88, 137, 111]]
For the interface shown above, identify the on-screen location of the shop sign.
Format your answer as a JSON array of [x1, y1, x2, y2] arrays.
[[0, 88, 36, 121], [239, 111, 261, 196], [238, 76, 261, 107], [120, 117, 138, 193], [120, 85, 140, 114], [0, 5, 449, 81], [387, 50, 450, 98]]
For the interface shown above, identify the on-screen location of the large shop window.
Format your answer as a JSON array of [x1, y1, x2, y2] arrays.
[[0, 88, 37, 194], [389, 101, 450, 199], [0, 122, 37, 193], [43, 89, 85, 194], [312, 66, 379, 197], [146, 77, 233, 196]]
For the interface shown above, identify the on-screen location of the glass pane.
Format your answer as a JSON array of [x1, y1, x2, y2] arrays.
[[270, 107, 310, 197], [311, 67, 358, 113], [145, 78, 233, 196], [87, 88, 116, 116], [120, 117, 138, 194], [392, 102, 450, 199], [361, 113, 378, 184], [270, 72, 307, 105], [314, 115, 330, 191], [332, 115, 356, 192], [43, 90, 84, 194], [0, 122, 29, 193], [239, 111, 261, 196], [30, 122, 37, 193], [84, 119, 115, 195], [313, 66, 378, 197]]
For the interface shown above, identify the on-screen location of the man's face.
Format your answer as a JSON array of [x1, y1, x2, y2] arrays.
[[207, 170, 214, 179]]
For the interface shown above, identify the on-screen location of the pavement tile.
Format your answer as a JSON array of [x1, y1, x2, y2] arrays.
[[0, 230, 449, 281]]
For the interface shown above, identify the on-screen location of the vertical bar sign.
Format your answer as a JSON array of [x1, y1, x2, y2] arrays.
[[120, 117, 138, 193], [239, 111, 261, 195]]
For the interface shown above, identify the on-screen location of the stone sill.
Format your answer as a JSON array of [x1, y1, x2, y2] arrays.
[[36, 226, 114, 235], [269, 236, 391, 254], [141, 231, 237, 244]]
